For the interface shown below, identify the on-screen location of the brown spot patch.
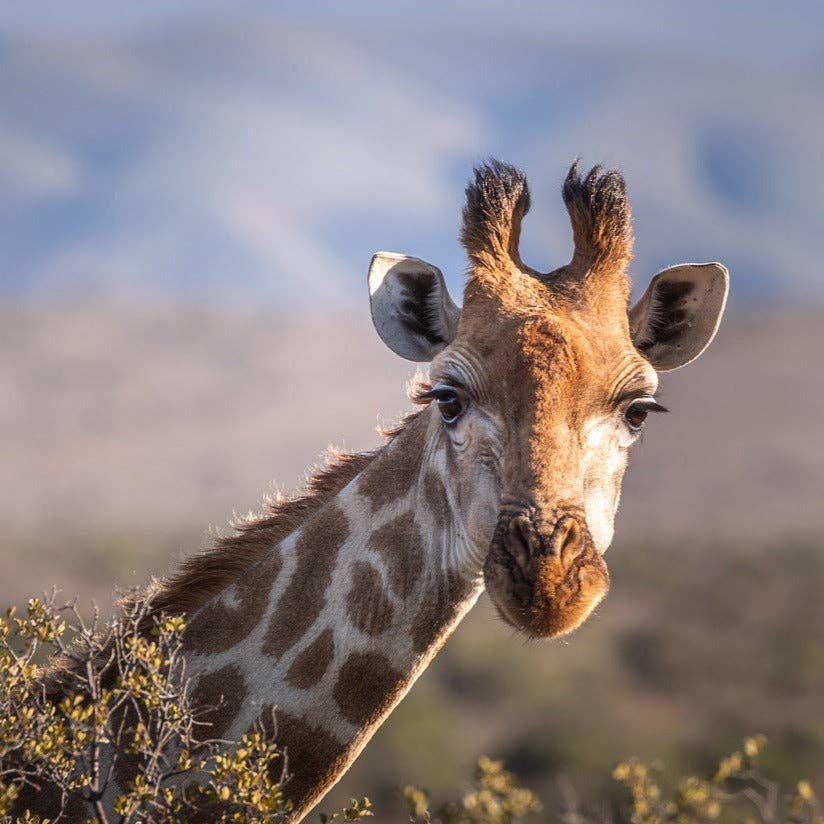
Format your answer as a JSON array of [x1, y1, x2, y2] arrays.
[[346, 561, 394, 636], [366, 512, 424, 600], [184, 548, 282, 655], [255, 707, 346, 819], [423, 470, 450, 532], [358, 414, 426, 510], [262, 503, 349, 659], [285, 627, 335, 689], [333, 651, 406, 727], [191, 664, 247, 739], [411, 572, 474, 654]]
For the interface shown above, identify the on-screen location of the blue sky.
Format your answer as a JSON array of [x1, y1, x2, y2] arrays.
[[1, 2, 822, 304]]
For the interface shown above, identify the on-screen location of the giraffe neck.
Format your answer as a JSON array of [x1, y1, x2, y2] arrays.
[[181, 408, 485, 820]]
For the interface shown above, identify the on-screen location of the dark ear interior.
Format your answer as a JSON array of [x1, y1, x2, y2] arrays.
[[368, 252, 460, 362], [629, 263, 729, 371]]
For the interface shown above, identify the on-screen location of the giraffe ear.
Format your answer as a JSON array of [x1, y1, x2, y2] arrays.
[[368, 252, 460, 362], [629, 262, 729, 371]]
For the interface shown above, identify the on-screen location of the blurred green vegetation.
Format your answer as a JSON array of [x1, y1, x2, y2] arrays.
[[399, 740, 823, 824]]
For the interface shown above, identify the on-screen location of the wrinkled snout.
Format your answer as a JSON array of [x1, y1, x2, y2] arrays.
[[484, 507, 609, 638]]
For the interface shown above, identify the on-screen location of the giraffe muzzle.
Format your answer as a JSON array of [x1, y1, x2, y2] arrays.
[[483, 508, 610, 638]]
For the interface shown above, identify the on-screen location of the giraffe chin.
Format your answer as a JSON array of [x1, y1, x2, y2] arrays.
[[483, 519, 610, 639]]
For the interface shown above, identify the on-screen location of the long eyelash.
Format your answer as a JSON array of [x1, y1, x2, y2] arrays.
[[419, 387, 461, 403], [411, 384, 435, 405], [627, 396, 669, 414], [416, 376, 468, 404]]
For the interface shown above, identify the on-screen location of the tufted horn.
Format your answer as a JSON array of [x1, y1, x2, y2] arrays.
[[461, 159, 531, 274], [560, 162, 633, 294]]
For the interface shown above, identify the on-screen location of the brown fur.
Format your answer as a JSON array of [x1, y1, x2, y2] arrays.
[[286, 628, 336, 689], [422, 470, 450, 533], [190, 664, 248, 739], [332, 652, 405, 727], [411, 571, 474, 654], [357, 414, 427, 511], [253, 707, 346, 820], [183, 545, 283, 654], [346, 561, 395, 636], [366, 511, 424, 600]]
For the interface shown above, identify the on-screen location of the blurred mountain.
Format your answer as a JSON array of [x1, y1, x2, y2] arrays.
[[2, 299, 822, 606], [1, 3, 823, 304]]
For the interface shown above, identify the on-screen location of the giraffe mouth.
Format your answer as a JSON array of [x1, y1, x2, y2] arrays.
[[483, 510, 610, 638]]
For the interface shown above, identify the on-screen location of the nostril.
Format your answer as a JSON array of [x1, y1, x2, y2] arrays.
[[506, 515, 535, 568], [555, 516, 584, 563]]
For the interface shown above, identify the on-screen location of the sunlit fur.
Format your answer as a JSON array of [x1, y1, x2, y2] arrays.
[[442, 160, 656, 637]]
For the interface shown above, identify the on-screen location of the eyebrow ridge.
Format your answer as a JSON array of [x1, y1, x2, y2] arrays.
[[611, 382, 658, 408]]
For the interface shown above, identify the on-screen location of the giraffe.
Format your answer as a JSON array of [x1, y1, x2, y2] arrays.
[[31, 160, 729, 821]]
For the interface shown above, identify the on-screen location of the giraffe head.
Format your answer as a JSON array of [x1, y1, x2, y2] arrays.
[[368, 160, 728, 639]]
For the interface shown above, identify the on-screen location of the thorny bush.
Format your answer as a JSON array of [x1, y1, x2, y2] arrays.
[[0, 593, 370, 824], [0, 595, 820, 823]]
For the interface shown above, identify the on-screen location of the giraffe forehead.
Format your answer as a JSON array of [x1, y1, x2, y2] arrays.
[[435, 303, 571, 394], [439, 307, 653, 415], [453, 266, 648, 388]]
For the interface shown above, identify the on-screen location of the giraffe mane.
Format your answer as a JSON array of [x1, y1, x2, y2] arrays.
[[41, 396, 425, 699], [144, 413, 422, 625], [145, 453, 373, 621], [41, 447, 380, 694]]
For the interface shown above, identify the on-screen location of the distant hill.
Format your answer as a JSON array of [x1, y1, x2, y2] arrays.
[[1, 299, 822, 605]]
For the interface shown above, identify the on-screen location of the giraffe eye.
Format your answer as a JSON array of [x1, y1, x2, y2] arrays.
[[624, 398, 668, 432], [433, 387, 464, 424], [624, 403, 648, 431]]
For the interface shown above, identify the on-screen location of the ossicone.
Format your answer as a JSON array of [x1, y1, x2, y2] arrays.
[[460, 159, 531, 273], [562, 161, 634, 279]]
